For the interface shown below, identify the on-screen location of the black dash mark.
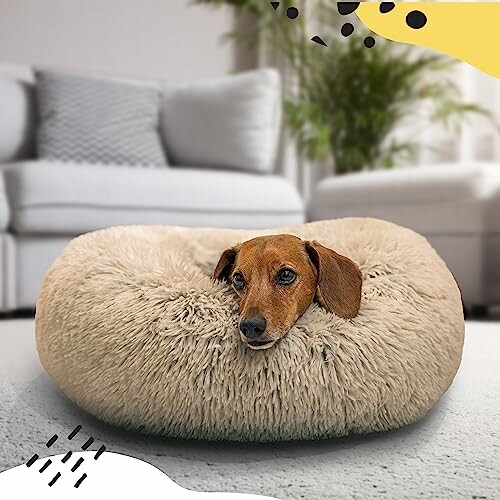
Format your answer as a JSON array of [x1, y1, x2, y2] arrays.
[[71, 457, 84, 472], [82, 437, 94, 450], [68, 425, 82, 440], [74, 473, 87, 488], [46, 434, 58, 448], [94, 445, 106, 460], [39, 459, 52, 473], [62, 451, 72, 463], [48, 472, 61, 487], [26, 454, 39, 467], [270, 1, 279, 10], [311, 36, 328, 47]]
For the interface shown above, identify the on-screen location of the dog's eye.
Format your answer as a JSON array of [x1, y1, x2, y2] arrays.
[[277, 268, 297, 285], [232, 272, 246, 290]]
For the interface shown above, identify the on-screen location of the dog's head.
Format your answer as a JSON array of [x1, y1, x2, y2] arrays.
[[213, 234, 362, 350]]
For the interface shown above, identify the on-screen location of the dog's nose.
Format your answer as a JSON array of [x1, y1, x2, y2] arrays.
[[240, 317, 267, 340]]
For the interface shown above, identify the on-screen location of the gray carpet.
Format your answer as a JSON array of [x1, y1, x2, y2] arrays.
[[0, 319, 499, 499]]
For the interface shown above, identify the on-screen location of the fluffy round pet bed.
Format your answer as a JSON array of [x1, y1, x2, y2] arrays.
[[35, 218, 464, 442]]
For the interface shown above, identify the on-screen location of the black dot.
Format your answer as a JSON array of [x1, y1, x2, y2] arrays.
[[341, 23, 354, 37], [287, 7, 299, 19], [337, 2, 360, 16], [406, 10, 427, 29], [364, 36, 375, 48], [380, 2, 395, 14]]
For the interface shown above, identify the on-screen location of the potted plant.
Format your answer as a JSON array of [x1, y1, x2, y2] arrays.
[[195, 1, 492, 175]]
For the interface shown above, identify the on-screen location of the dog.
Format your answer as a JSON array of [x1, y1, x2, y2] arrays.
[[213, 234, 362, 350]]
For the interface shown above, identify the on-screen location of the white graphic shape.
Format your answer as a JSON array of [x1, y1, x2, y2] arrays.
[[0, 452, 277, 499]]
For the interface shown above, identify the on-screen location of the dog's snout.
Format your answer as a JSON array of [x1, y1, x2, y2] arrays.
[[240, 317, 267, 340]]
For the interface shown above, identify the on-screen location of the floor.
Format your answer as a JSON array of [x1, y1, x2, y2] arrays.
[[0, 318, 499, 500]]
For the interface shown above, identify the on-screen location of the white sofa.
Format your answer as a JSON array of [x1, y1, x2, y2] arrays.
[[309, 164, 500, 312], [0, 65, 304, 312]]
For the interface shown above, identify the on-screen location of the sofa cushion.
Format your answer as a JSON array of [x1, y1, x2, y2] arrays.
[[35, 69, 167, 167], [4, 161, 304, 234], [309, 163, 500, 234], [160, 69, 281, 174], [0, 77, 35, 163]]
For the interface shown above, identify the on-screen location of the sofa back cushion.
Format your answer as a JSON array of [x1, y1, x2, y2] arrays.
[[0, 75, 35, 162], [160, 69, 282, 174], [35, 69, 168, 167]]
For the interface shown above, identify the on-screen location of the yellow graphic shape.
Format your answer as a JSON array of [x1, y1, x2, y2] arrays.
[[355, 2, 500, 79]]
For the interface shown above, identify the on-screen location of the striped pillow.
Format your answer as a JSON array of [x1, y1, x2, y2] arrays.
[[35, 69, 167, 167]]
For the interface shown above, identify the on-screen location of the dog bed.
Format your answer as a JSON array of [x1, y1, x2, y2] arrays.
[[35, 218, 464, 442]]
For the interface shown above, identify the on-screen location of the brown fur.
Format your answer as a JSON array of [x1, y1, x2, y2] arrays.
[[213, 234, 362, 349]]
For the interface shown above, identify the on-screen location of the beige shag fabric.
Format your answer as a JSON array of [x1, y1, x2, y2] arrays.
[[35, 218, 464, 442]]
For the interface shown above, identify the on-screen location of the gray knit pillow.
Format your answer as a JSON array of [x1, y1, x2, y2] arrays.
[[35, 70, 167, 167]]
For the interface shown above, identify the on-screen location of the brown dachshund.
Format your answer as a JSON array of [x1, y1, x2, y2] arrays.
[[213, 234, 362, 350]]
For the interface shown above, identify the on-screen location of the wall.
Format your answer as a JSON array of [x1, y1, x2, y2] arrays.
[[0, 0, 236, 83]]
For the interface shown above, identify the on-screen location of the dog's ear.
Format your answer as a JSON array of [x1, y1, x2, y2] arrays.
[[213, 246, 239, 282], [305, 241, 362, 319]]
